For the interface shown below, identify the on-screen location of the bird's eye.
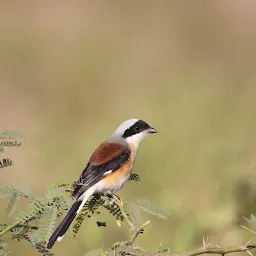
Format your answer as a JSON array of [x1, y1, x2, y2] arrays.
[[134, 126, 141, 132]]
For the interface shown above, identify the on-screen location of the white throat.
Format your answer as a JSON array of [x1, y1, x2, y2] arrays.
[[111, 119, 150, 150], [125, 131, 149, 150]]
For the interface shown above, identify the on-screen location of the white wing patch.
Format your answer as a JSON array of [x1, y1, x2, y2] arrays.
[[103, 170, 112, 176], [57, 235, 64, 242]]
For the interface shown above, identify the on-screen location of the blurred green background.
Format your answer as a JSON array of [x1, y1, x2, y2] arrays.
[[1, 1, 256, 256]]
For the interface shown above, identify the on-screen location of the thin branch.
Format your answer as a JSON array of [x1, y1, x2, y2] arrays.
[[112, 199, 256, 256], [118, 216, 256, 256], [137, 243, 256, 256], [114, 199, 135, 231], [126, 220, 150, 246], [0, 220, 21, 237], [241, 225, 256, 236]]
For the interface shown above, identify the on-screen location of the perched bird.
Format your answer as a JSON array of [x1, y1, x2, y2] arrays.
[[47, 119, 157, 249]]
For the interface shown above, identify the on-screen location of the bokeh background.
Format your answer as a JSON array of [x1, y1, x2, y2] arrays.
[[1, 1, 256, 256]]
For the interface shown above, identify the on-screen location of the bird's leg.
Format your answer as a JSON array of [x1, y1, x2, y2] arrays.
[[105, 192, 135, 230], [106, 192, 122, 204]]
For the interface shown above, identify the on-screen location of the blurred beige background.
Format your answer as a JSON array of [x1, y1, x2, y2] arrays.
[[1, 1, 256, 256]]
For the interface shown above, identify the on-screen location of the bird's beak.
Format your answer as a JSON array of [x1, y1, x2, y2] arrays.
[[148, 127, 158, 134]]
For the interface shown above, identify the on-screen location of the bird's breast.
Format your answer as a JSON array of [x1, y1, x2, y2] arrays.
[[101, 143, 137, 192]]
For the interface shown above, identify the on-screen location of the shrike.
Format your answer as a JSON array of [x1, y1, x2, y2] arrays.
[[47, 119, 157, 249]]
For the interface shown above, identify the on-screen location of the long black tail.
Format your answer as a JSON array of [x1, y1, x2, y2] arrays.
[[47, 200, 82, 249]]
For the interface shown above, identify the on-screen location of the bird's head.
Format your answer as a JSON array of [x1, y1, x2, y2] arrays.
[[112, 119, 157, 149]]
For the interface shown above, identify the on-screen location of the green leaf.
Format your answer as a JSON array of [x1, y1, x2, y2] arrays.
[[37, 206, 58, 243], [129, 173, 141, 184], [48, 180, 76, 195], [0, 224, 8, 232], [72, 195, 103, 238], [72, 210, 88, 238], [16, 198, 46, 223], [0, 186, 14, 199], [103, 203, 124, 220], [26, 239, 53, 256], [0, 239, 10, 256], [23, 228, 54, 256], [102, 197, 124, 221], [124, 203, 142, 228], [83, 248, 105, 256], [86, 195, 105, 213], [115, 244, 142, 255], [46, 186, 71, 201], [244, 214, 256, 229], [5, 189, 20, 216], [0, 185, 34, 201], [135, 199, 168, 219], [15, 186, 35, 200], [0, 130, 24, 139], [0, 240, 7, 250], [48, 180, 75, 189], [147, 243, 169, 253], [57, 196, 74, 215], [0, 185, 35, 217], [11, 226, 29, 241]]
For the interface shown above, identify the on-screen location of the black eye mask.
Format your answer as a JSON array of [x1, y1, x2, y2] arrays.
[[122, 120, 151, 138]]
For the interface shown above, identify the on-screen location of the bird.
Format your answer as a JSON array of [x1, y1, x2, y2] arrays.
[[47, 119, 157, 249]]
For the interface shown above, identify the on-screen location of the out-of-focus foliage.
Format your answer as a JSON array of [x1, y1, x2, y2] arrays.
[[1, 1, 256, 256], [0, 175, 168, 256], [244, 215, 256, 230]]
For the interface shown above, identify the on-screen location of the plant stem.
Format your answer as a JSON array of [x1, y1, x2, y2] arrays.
[[135, 243, 256, 256], [241, 225, 256, 235], [114, 200, 135, 231], [126, 220, 151, 246], [0, 220, 21, 237]]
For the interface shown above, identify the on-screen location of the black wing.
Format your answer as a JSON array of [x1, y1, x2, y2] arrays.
[[72, 145, 130, 198]]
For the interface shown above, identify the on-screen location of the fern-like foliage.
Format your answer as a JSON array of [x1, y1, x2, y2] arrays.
[[111, 241, 143, 256], [82, 248, 105, 256], [115, 245, 142, 256], [72, 195, 104, 238], [11, 226, 29, 241], [0, 186, 15, 199], [30, 206, 57, 244], [5, 190, 20, 216], [72, 195, 126, 238], [46, 180, 74, 201], [72, 195, 103, 238], [46, 186, 69, 201], [16, 198, 46, 223], [244, 214, 256, 229], [15, 185, 35, 200], [124, 203, 142, 228], [33, 244, 53, 256], [86, 195, 105, 214], [129, 173, 141, 184], [0, 130, 24, 139], [147, 243, 169, 253], [47, 181, 75, 218], [0, 185, 34, 200], [102, 200, 124, 221], [57, 196, 74, 215], [0, 185, 35, 217], [0, 174, 169, 256], [0, 239, 10, 256], [0, 225, 7, 232], [25, 238, 53, 256], [135, 199, 168, 219]]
